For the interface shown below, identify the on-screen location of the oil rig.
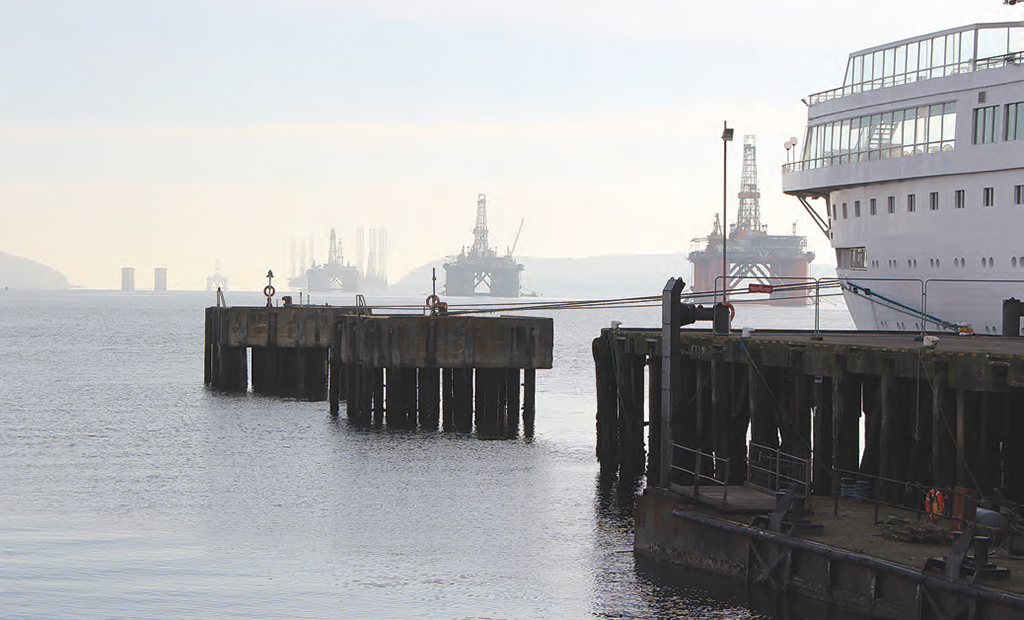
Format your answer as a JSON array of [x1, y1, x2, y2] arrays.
[[689, 135, 814, 305], [444, 194, 524, 297], [289, 228, 386, 293]]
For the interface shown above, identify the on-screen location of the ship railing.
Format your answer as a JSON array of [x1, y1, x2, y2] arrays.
[[831, 467, 975, 529], [670, 442, 731, 507], [747, 442, 811, 498], [804, 51, 1024, 107]]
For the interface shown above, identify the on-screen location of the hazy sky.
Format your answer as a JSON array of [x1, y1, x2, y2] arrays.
[[2, 1, 1017, 290]]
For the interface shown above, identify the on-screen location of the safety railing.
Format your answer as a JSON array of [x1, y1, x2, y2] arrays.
[[747, 442, 811, 497], [832, 467, 975, 528], [712, 274, 825, 339], [670, 442, 731, 506]]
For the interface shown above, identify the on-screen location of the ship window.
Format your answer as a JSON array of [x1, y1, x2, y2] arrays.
[[955, 189, 965, 209], [1015, 184, 1024, 205], [984, 187, 995, 207], [930, 192, 939, 211], [973, 106, 1000, 144], [854, 200, 861, 217], [1006, 102, 1024, 141], [907, 194, 916, 212], [796, 102, 955, 171], [888, 196, 895, 214], [870, 198, 877, 215], [837, 247, 867, 270], [842, 202, 848, 219]]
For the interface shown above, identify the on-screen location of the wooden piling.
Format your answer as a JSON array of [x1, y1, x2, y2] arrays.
[[812, 376, 833, 495], [523, 368, 536, 438], [442, 368, 454, 431], [647, 353, 662, 481], [506, 368, 520, 439], [418, 368, 440, 430], [594, 336, 619, 473], [372, 367, 385, 428], [204, 308, 214, 384], [454, 368, 474, 433], [833, 371, 861, 478]]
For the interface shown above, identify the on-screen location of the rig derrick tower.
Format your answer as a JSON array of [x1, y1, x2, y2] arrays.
[[689, 135, 814, 305], [443, 194, 524, 297]]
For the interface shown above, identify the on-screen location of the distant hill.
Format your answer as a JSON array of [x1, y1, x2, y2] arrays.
[[0, 253, 71, 290], [394, 254, 838, 299]]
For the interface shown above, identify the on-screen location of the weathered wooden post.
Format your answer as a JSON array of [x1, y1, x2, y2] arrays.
[[372, 367, 385, 428], [523, 368, 536, 438], [505, 368, 520, 439], [442, 368, 454, 431], [204, 308, 214, 384], [418, 368, 440, 430], [454, 369, 474, 433], [594, 335, 618, 473], [647, 352, 662, 481]]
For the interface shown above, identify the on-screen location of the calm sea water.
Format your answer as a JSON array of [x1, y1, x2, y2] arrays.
[[0, 289, 853, 619]]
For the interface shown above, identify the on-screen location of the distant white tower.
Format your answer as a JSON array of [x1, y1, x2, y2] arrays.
[[121, 267, 135, 291], [154, 268, 167, 292]]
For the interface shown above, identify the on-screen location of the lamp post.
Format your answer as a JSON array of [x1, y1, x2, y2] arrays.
[[721, 121, 734, 302]]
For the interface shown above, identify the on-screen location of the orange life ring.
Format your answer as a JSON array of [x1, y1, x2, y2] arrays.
[[263, 285, 276, 298], [425, 294, 441, 309], [723, 301, 735, 321], [925, 488, 945, 522]]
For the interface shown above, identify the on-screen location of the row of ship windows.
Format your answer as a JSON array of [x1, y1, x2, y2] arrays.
[[867, 256, 1022, 270], [833, 185, 1023, 219], [973, 101, 1024, 144]]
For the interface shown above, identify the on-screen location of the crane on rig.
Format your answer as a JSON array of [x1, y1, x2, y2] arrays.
[[506, 217, 525, 258]]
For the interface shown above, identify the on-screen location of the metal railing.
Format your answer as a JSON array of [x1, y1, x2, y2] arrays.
[[803, 52, 1020, 107], [747, 442, 811, 497], [712, 274, 826, 338], [670, 442, 731, 506], [832, 467, 975, 527]]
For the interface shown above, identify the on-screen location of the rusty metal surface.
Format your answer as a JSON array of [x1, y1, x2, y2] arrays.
[[336, 315, 553, 369]]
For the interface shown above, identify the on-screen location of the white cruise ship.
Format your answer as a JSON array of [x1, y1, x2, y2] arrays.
[[783, 22, 1024, 334]]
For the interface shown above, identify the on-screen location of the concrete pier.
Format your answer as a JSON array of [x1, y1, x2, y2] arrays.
[[332, 314, 552, 437], [205, 305, 363, 400], [205, 305, 553, 438]]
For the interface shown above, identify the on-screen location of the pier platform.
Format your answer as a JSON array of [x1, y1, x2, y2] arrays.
[[598, 278, 1024, 619], [204, 305, 553, 437]]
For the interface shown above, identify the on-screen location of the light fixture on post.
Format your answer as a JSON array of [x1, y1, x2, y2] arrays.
[[721, 121, 734, 302], [784, 137, 798, 167]]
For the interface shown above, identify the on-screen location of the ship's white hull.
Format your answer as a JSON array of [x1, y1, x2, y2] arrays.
[[782, 23, 1024, 334]]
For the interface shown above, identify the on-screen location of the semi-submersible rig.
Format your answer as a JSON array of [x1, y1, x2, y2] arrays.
[[688, 135, 814, 305], [444, 194, 524, 297]]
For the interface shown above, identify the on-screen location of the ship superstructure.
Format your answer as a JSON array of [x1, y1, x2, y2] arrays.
[[783, 22, 1024, 333]]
